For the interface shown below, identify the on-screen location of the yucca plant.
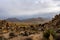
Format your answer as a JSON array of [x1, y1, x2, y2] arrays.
[[43, 30, 50, 40], [43, 29, 56, 40]]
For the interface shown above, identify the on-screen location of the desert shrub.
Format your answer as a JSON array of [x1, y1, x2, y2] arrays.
[[30, 25, 35, 30], [0, 36, 2, 40], [29, 31, 35, 35], [23, 27, 26, 30], [55, 36, 60, 40], [0, 20, 6, 27], [0, 27, 2, 29], [25, 38, 32, 40], [38, 24, 41, 26], [9, 32, 16, 38], [0, 36, 8, 40], [20, 31, 29, 36], [23, 31, 28, 36], [1, 20, 6, 25]]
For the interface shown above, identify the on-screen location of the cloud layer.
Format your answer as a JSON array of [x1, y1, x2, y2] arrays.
[[0, 0, 60, 18]]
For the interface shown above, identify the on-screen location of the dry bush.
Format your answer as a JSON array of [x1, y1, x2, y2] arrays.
[[25, 37, 32, 40]]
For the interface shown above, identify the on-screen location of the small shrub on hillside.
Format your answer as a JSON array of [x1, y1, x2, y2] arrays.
[[0, 36, 8, 40], [43, 29, 56, 40], [0, 37, 2, 40], [23, 31, 28, 36], [25, 38, 32, 40], [9, 32, 16, 38], [43, 30, 50, 40]]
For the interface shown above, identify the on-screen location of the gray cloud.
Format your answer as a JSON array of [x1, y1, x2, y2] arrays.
[[53, 0, 60, 7], [53, 0, 60, 1], [0, 0, 60, 18]]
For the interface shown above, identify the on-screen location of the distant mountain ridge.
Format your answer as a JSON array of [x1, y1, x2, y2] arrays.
[[5, 12, 58, 23], [5, 18, 21, 22], [5, 17, 50, 23]]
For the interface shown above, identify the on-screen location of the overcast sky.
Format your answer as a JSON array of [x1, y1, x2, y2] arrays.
[[0, 0, 60, 18]]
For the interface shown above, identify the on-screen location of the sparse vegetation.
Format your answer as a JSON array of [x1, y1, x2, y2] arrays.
[[9, 32, 16, 38], [0, 14, 60, 40], [43, 29, 56, 40]]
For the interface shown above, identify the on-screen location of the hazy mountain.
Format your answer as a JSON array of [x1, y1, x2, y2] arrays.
[[5, 18, 21, 22], [5, 12, 59, 23], [21, 17, 50, 23], [5, 17, 50, 24]]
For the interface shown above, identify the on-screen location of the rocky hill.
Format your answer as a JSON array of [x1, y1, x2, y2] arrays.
[[43, 14, 60, 29], [51, 14, 60, 28]]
